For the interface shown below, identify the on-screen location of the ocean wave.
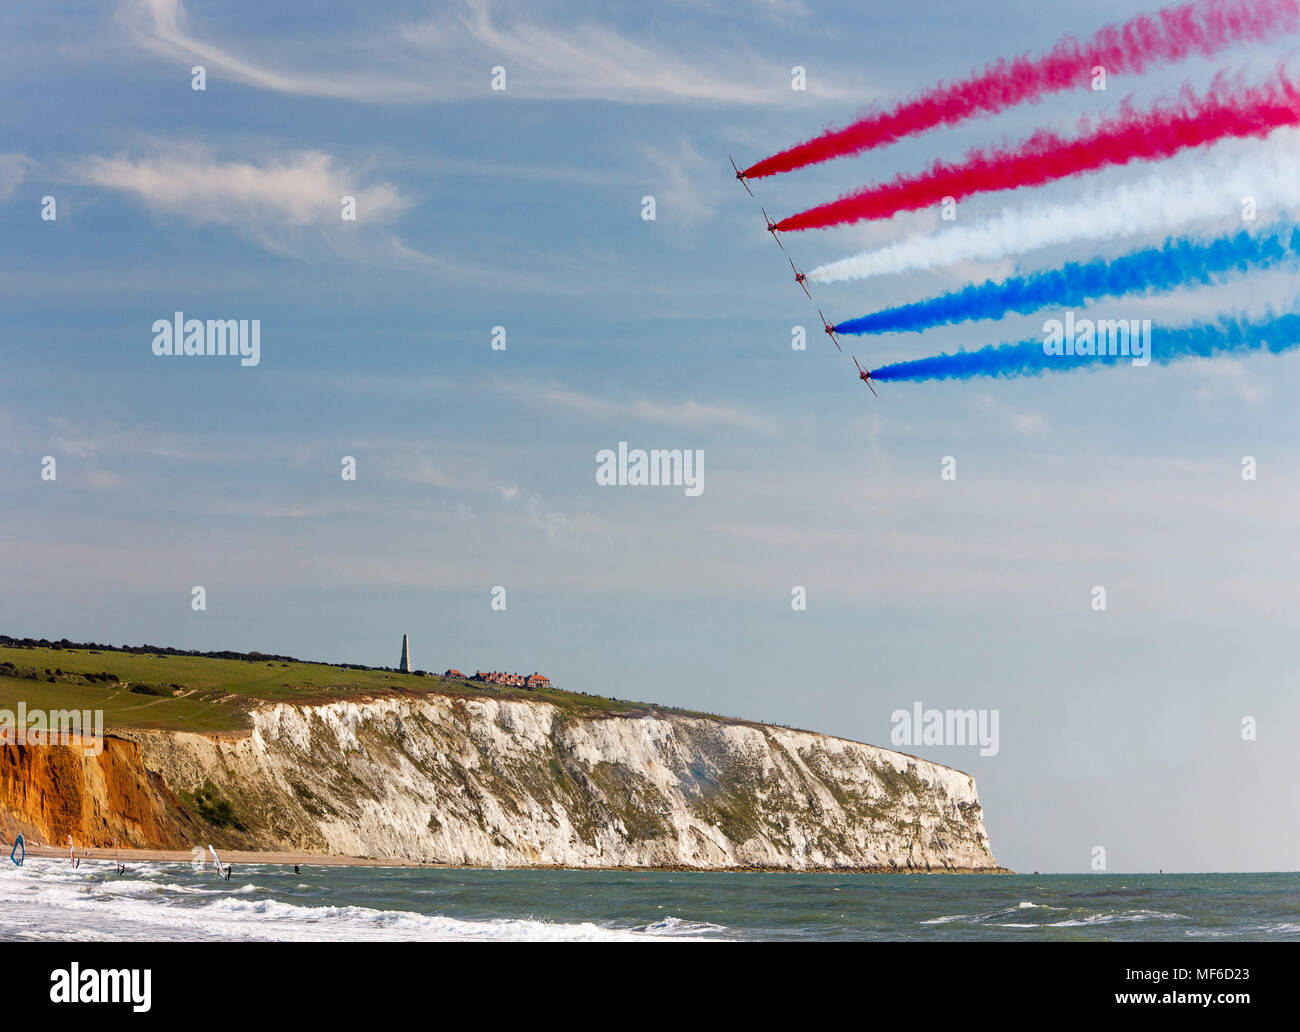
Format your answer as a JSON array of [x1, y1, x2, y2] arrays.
[[4, 862, 1289, 942], [634, 916, 728, 936], [202, 896, 708, 941], [0, 861, 709, 942], [921, 900, 1166, 929], [1185, 921, 1300, 939], [922, 901, 1063, 925], [1044, 909, 1181, 927], [975, 902, 1064, 922]]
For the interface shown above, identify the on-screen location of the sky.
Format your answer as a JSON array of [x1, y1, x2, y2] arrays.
[[2, 0, 1299, 875]]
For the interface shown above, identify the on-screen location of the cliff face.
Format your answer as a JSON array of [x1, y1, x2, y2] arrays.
[[2, 696, 1000, 870], [0, 736, 201, 849]]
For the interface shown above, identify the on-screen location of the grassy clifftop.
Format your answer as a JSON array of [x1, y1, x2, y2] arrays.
[[0, 643, 719, 735]]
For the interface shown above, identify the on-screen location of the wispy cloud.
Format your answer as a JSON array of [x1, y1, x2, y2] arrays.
[[119, 0, 429, 102], [0, 153, 35, 201], [974, 393, 1049, 435], [638, 138, 721, 239], [1181, 356, 1270, 406], [76, 141, 404, 230], [412, 155, 617, 187], [87, 471, 126, 491], [68, 140, 567, 288], [506, 380, 777, 434], [48, 417, 104, 459], [380, 234, 570, 293], [121, 0, 872, 106]]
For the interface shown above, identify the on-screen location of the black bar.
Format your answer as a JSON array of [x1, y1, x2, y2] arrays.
[[2, 942, 1284, 1020]]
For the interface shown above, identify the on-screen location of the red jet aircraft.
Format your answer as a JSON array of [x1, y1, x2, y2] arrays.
[[818, 309, 842, 351], [730, 155, 753, 197], [853, 356, 879, 397], [762, 207, 783, 250], [790, 258, 812, 298]]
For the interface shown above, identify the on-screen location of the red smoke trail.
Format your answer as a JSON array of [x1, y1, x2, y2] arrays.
[[745, 0, 1300, 179], [776, 73, 1300, 232]]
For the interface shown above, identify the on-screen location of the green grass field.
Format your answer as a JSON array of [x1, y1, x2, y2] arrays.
[[0, 645, 722, 734]]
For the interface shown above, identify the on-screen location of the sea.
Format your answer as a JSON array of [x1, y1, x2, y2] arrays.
[[1, 861, 1297, 941]]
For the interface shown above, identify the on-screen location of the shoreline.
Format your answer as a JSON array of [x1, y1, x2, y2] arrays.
[[19, 843, 1012, 874]]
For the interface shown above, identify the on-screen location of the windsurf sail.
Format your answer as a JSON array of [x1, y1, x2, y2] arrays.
[[208, 844, 224, 878], [9, 834, 23, 867], [67, 833, 78, 868], [190, 845, 206, 872]]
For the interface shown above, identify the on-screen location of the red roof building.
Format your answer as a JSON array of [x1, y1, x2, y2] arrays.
[[471, 670, 553, 690]]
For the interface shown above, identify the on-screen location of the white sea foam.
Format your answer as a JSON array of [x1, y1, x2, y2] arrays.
[[1045, 909, 1180, 927], [0, 861, 713, 942], [635, 916, 728, 935], [921, 901, 1071, 926]]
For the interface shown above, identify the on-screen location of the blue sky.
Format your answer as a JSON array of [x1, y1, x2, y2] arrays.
[[3, 0, 1300, 874]]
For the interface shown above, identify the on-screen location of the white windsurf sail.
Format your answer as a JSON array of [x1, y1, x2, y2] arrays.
[[208, 844, 224, 878]]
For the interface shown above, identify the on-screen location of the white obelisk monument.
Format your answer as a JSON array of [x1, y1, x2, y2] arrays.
[[399, 633, 412, 673]]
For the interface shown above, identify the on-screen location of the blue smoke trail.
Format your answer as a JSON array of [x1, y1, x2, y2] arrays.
[[837, 224, 1298, 336], [870, 311, 1300, 383]]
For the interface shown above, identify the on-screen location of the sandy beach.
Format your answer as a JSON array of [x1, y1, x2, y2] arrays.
[[17, 842, 1010, 874], [22, 842, 421, 868]]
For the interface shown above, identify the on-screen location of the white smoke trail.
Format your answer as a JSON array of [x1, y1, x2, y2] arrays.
[[808, 129, 1300, 283]]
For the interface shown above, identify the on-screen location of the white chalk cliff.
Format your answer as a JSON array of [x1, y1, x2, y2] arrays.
[[127, 696, 1001, 870]]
